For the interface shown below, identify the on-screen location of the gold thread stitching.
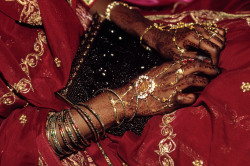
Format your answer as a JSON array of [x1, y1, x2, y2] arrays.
[[155, 113, 176, 166], [241, 82, 250, 92], [192, 160, 203, 166], [5, 0, 42, 25], [0, 31, 46, 105], [146, 10, 250, 26], [19, 114, 27, 125], [20, 31, 47, 77]]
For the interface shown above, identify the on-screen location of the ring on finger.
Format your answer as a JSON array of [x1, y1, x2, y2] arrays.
[[208, 32, 217, 40], [171, 67, 184, 85]]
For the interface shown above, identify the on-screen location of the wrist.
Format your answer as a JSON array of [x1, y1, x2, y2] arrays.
[[115, 84, 137, 120]]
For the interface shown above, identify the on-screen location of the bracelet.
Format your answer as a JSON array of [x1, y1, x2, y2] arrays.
[[57, 112, 76, 153], [62, 109, 83, 149], [50, 114, 67, 156], [105, 1, 131, 21], [47, 114, 61, 156], [109, 93, 120, 125], [94, 88, 126, 127], [67, 110, 91, 147], [73, 105, 100, 142], [78, 103, 106, 138], [46, 114, 53, 146]]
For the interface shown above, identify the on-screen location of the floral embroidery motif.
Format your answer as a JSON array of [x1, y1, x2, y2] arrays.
[[54, 57, 61, 68], [5, 0, 42, 25], [0, 92, 16, 105], [240, 82, 250, 92], [0, 78, 33, 105], [61, 151, 96, 166], [19, 114, 27, 125], [0, 31, 46, 105], [146, 10, 250, 26], [155, 113, 176, 166], [192, 160, 203, 166], [20, 31, 47, 77]]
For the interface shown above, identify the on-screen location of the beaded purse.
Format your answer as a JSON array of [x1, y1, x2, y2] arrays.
[[57, 14, 164, 136]]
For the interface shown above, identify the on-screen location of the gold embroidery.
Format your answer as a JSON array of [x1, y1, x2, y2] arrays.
[[19, 114, 27, 125], [192, 160, 203, 166], [54, 57, 61, 68], [61, 151, 94, 166], [0, 31, 46, 106], [38, 152, 47, 166], [191, 106, 208, 119], [247, 18, 250, 26], [5, 0, 42, 25], [180, 143, 205, 164], [0, 92, 16, 105], [146, 10, 250, 26], [240, 82, 250, 92], [155, 113, 176, 166], [0, 78, 33, 105], [20, 31, 47, 78]]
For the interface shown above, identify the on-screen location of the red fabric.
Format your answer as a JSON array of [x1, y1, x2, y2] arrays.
[[0, 0, 83, 165]]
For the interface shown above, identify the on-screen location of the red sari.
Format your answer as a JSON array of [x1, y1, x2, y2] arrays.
[[0, 0, 250, 165]]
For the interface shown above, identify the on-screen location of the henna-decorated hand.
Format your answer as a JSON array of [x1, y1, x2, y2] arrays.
[[120, 59, 219, 117], [142, 23, 226, 65]]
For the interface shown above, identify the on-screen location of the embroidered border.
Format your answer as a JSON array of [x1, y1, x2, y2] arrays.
[[155, 113, 176, 166], [146, 10, 250, 26]]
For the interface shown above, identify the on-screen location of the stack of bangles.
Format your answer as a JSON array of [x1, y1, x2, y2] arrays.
[[46, 104, 106, 157], [46, 57, 194, 157]]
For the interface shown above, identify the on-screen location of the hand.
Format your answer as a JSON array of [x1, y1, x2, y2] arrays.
[[121, 59, 219, 117], [142, 23, 226, 65]]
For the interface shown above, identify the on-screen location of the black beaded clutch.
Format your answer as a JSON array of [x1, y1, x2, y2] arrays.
[[57, 14, 164, 135]]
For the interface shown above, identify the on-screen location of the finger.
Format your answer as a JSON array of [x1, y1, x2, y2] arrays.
[[175, 74, 209, 91], [181, 60, 219, 76], [217, 27, 227, 36], [156, 59, 218, 84], [207, 35, 224, 49], [176, 93, 196, 105], [194, 25, 225, 46], [199, 38, 220, 65], [182, 38, 220, 65], [181, 51, 197, 59]]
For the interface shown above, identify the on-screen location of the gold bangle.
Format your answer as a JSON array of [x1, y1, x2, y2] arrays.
[[105, 1, 131, 21], [78, 103, 106, 138], [94, 88, 126, 127], [57, 112, 76, 153]]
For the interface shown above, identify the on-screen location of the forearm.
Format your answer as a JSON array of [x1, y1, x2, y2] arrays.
[[47, 84, 135, 157], [88, 0, 153, 38]]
